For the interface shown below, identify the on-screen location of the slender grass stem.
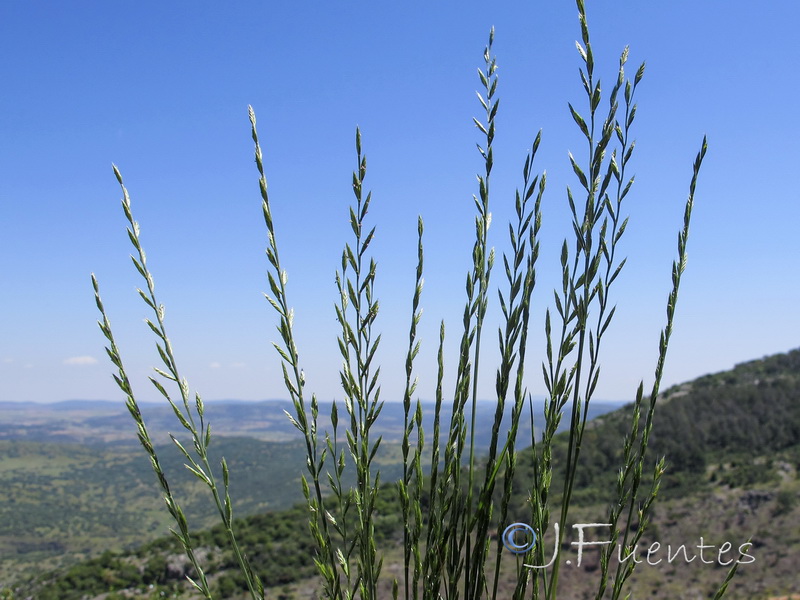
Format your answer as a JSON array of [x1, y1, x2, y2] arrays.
[[250, 106, 342, 600], [92, 274, 214, 599], [96, 166, 265, 600], [399, 216, 424, 600]]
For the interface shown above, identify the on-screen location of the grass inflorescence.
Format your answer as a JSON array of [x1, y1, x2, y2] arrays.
[[93, 2, 725, 599]]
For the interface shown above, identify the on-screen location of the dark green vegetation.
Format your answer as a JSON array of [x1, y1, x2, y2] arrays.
[[8, 348, 800, 599], [19, 506, 321, 600], [528, 348, 800, 507]]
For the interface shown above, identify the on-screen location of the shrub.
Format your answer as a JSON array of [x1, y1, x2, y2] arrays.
[[773, 488, 798, 516]]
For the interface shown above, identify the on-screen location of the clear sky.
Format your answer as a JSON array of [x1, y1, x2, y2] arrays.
[[1, 1, 797, 405]]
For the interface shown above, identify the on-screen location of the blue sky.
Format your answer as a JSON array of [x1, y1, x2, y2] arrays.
[[1, 1, 797, 405]]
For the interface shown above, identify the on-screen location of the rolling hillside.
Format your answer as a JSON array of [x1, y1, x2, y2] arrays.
[[0, 398, 619, 588], [4, 348, 799, 599]]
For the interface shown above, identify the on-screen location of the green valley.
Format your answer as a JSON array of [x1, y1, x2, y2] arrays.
[[2, 348, 799, 598]]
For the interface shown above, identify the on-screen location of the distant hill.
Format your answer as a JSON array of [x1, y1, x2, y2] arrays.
[[532, 348, 800, 502], [5, 349, 799, 598], [511, 348, 800, 598], [0, 397, 621, 447]]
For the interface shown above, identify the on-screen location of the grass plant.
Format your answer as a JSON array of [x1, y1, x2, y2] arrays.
[[91, 2, 744, 598]]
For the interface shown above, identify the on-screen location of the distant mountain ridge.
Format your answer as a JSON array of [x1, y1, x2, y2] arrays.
[[0, 397, 623, 447]]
